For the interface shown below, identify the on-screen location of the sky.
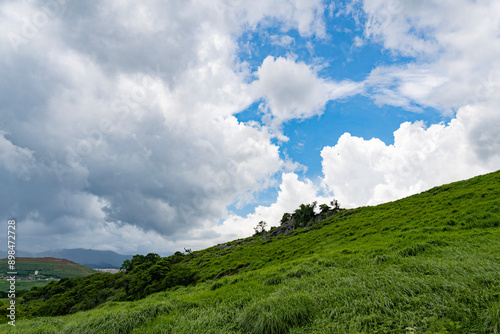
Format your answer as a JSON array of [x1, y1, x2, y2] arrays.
[[1, 0, 500, 256]]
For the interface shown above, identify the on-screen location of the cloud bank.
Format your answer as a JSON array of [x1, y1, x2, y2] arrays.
[[0, 0, 332, 254], [1, 0, 499, 255]]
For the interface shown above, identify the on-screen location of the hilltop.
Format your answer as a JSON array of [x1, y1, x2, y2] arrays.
[[2, 170, 500, 333], [16, 249, 133, 269], [0, 257, 97, 279]]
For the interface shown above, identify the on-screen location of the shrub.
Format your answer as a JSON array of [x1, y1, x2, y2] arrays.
[[254, 221, 268, 236]]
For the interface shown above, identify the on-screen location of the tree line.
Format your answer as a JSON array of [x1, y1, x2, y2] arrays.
[[17, 251, 196, 317]]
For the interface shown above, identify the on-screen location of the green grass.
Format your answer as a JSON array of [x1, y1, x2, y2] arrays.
[[2, 170, 500, 333], [238, 290, 317, 333], [0, 257, 97, 279]]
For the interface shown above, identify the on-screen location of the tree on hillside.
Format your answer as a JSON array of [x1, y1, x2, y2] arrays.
[[330, 199, 340, 212], [254, 221, 267, 236], [120, 253, 161, 272], [319, 203, 330, 215], [279, 199, 342, 231], [281, 213, 292, 224], [292, 202, 316, 227], [319, 199, 341, 216]]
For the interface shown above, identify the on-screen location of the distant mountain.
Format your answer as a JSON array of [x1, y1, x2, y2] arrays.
[[16, 249, 133, 269], [0, 257, 97, 278]]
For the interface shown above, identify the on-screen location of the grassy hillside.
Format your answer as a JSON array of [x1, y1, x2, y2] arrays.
[[0, 257, 97, 279], [2, 170, 500, 333]]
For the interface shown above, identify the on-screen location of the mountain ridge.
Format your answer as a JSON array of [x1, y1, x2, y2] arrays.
[[0, 257, 97, 278], [16, 248, 133, 269]]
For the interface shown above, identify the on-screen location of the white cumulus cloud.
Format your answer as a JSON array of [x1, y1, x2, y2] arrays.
[[321, 103, 500, 208], [252, 56, 363, 127], [316, 0, 500, 207]]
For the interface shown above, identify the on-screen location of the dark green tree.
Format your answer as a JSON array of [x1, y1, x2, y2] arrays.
[[254, 221, 267, 235], [281, 212, 292, 224], [292, 202, 316, 227]]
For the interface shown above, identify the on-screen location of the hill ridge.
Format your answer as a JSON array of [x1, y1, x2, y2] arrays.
[[0, 256, 97, 279], [16, 249, 133, 269]]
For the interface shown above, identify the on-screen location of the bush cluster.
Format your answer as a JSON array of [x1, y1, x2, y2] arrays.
[[280, 200, 341, 228], [19, 252, 196, 317]]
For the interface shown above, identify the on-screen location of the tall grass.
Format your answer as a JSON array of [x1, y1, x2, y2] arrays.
[[238, 291, 316, 334]]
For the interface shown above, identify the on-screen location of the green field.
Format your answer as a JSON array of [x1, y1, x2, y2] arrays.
[[0, 257, 97, 279], [2, 170, 500, 333], [0, 280, 52, 295]]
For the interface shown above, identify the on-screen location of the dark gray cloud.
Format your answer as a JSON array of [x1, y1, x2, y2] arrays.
[[1, 0, 321, 254]]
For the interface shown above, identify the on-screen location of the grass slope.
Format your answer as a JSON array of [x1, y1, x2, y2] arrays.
[[3, 170, 500, 333], [0, 257, 97, 279]]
